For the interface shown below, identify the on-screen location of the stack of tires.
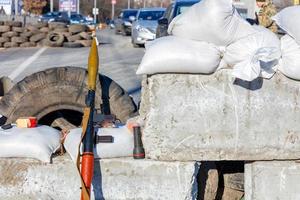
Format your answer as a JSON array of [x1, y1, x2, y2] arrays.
[[0, 21, 93, 48]]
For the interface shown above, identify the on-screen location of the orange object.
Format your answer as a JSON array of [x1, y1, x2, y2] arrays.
[[81, 152, 94, 200], [16, 117, 37, 128], [28, 117, 37, 128], [126, 122, 139, 133]]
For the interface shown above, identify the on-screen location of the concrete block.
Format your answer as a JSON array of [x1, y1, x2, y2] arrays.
[[245, 161, 300, 200], [0, 156, 199, 200], [140, 70, 300, 161]]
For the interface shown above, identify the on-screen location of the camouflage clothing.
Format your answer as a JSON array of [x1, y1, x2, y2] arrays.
[[258, 0, 278, 33]]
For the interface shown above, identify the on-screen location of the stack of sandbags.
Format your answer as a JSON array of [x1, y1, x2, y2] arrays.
[[137, 0, 281, 82], [272, 6, 300, 80], [0, 21, 93, 48], [136, 36, 222, 75]]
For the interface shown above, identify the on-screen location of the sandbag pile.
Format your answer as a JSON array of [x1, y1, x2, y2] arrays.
[[0, 21, 93, 48], [137, 0, 281, 82], [0, 125, 61, 163], [273, 6, 300, 80], [64, 126, 134, 162]]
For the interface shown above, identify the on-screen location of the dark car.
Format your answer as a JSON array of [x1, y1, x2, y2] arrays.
[[114, 9, 138, 36], [156, 0, 200, 38], [39, 11, 70, 24]]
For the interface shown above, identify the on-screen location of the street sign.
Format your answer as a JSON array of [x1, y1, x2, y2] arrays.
[[112, 0, 116, 5], [59, 0, 77, 12], [93, 8, 99, 15], [0, 0, 12, 15]]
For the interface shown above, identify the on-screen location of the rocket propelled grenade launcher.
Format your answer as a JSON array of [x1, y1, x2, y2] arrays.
[[79, 38, 99, 200]]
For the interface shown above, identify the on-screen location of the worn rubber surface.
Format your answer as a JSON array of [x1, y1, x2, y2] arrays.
[[11, 36, 27, 43], [0, 37, 9, 43], [75, 40, 92, 47], [46, 32, 65, 47], [67, 33, 81, 42], [48, 22, 67, 30], [19, 42, 36, 48], [30, 33, 46, 42], [2, 31, 18, 38], [0, 26, 10, 33], [0, 67, 137, 124], [12, 27, 24, 33], [4, 21, 22, 27], [3, 42, 18, 48], [68, 24, 87, 34], [63, 42, 82, 48]]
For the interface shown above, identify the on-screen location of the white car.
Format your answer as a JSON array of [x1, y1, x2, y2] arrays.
[[131, 8, 166, 47]]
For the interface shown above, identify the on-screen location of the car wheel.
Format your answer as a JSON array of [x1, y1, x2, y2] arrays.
[[0, 67, 137, 126], [132, 42, 139, 48]]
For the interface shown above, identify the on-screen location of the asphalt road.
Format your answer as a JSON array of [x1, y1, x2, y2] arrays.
[[0, 28, 145, 104]]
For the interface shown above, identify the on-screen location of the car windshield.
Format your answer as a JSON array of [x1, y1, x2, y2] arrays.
[[123, 10, 138, 19], [45, 12, 58, 17], [138, 10, 165, 20], [71, 14, 83, 20]]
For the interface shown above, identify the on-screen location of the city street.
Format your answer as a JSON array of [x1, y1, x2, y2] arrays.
[[0, 28, 144, 104]]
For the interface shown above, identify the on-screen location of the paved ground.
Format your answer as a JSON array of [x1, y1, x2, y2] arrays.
[[0, 28, 145, 104]]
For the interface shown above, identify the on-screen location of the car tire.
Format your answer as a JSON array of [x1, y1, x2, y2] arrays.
[[0, 67, 137, 125], [132, 42, 139, 48], [30, 33, 46, 42], [46, 32, 65, 47], [68, 24, 87, 34], [63, 42, 82, 48], [48, 22, 67, 30]]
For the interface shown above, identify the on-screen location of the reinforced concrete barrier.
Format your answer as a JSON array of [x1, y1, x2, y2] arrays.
[[245, 161, 300, 200], [140, 70, 300, 161], [0, 155, 199, 200]]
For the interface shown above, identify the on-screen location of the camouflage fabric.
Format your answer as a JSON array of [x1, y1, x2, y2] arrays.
[[258, 0, 278, 33]]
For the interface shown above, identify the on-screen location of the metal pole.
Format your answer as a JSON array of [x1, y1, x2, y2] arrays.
[[77, 0, 80, 14], [93, 0, 96, 24], [68, 0, 71, 17], [14, 0, 18, 15], [112, 3, 114, 20], [128, 0, 130, 9], [50, 0, 54, 12], [143, 0, 146, 8]]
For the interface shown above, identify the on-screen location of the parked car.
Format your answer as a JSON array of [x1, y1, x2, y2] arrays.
[[156, 0, 200, 38], [114, 9, 138, 36], [70, 13, 88, 24], [39, 11, 70, 24], [131, 8, 166, 47]]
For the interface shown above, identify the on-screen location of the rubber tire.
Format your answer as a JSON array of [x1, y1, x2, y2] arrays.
[[46, 32, 65, 47], [11, 36, 28, 43], [0, 25, 9, 33], [0, 67, 137, 124], [48, 22, 67, 30], [63, 42, 82, 48], [30, 33, 46, 42], [68, 24, 87, 34], [12, 27, 24, 33], [0, 37, 9, 43]]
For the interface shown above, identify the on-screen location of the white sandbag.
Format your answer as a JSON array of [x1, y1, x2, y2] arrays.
[[136, 36, 221, 75], [279, 35, 300, 80], [0, 125, 60, 163], [168, 0, 256, 46], [64, 126, 134, 162], [223, 26, 281, 81], [272, 6, 300, 45]]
